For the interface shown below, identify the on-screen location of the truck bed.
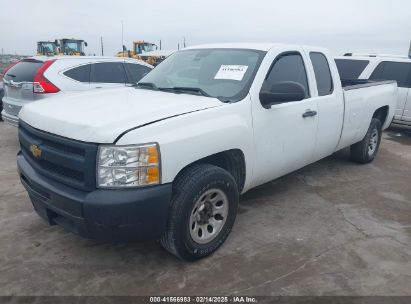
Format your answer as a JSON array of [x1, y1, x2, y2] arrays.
[[336, 79, 397, 150], [341, 79, 396, 90]]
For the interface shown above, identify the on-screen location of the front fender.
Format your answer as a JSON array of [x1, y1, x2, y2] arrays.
[[116, 99, 254, 192]]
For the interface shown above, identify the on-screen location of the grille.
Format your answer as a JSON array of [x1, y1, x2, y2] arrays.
[[3, 101, 22, 117], [19, 121, 98, 191]]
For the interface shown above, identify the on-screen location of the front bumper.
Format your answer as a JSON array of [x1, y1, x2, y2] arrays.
[[17, 152, 173, 241], [1, 110, 19, 127]]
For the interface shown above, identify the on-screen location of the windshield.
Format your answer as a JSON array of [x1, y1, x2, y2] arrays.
[[63, 42, 81, 53], [136, 43, 156, 54], [39, 43, 56, 54], [4, 60, 44, 82], [138, 48, 266, 102]]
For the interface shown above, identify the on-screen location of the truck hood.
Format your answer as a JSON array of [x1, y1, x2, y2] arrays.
[[19, 87, 223, 143]]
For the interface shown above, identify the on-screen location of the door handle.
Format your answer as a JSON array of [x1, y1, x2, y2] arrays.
[[302, 110, 317, 118]]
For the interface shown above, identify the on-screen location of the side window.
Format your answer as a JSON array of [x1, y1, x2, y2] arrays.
[[310, 52, 333, 96], [63, 64, 90, 83], [369, 62, 411, 88], [262, 53, 310, 99], [125, 63, 152, 83], [334, 59, 369, 79], [90, 62, 127, 84]]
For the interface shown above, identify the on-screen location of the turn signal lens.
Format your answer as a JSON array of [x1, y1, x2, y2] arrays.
[[147, 167, 160, 183]]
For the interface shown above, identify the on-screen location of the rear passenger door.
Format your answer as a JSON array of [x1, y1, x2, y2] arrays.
[[90, 62, 127, 89], [369, 61, 411, 122], [308, 51, 344, 160]]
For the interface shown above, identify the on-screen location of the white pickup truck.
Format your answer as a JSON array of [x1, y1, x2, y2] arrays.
[[17, 43, 397, 261]]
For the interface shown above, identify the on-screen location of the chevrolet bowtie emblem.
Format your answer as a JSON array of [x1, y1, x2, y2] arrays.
[[30, 144, 42, 159]]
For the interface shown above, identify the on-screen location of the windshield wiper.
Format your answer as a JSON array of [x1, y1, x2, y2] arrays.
[[135, 82, 158, 90], [158, 86, 211, 97], [136, 84, 229, 102]]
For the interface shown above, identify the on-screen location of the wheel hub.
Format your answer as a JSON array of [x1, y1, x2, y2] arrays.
[[189, 189, 229, 244], [197, 202, 214, 225]]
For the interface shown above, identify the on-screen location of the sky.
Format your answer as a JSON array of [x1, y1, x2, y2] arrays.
[[0, 0, 410, 57]]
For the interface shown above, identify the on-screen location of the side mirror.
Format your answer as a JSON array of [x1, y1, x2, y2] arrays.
[[260, 81, 306, 108], [84, 42, 88, 47]]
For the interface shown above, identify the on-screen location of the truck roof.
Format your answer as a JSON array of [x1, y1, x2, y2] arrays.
[[184, 43, 327, 52]]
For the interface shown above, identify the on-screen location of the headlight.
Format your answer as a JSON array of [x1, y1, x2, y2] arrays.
[[97, 143, 160, 188]]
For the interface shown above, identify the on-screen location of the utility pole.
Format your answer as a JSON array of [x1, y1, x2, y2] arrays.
[[178, 43, 180, 50], [101, 37, 104, 56], [409, 40, 411, 59], [121, 20, 124, 54], [183, 37, 186, 48]]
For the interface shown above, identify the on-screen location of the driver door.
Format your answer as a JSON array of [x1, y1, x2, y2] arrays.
[[250, 47, 319, 187]]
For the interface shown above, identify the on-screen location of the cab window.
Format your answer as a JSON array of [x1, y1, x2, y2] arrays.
[[261, 52, 310, 99], [310, 52, 333, 96]]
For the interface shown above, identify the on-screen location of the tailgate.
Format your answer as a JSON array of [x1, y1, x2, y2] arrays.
[[3, 59, 44, 103]]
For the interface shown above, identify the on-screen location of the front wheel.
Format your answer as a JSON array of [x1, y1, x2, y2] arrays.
[[161, 164, 239, 261], [350, 118, 382, 164]]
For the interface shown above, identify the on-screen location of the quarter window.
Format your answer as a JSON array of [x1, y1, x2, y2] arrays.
[[63, 64, 91, 83], [310, 52, 333, 96], [90, 62, 127, 84], [262, 52, 310, 99], [369, 61, 411, 88], [125, 63, 152, 83]]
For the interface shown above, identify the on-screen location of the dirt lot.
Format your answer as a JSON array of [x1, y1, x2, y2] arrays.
[[0, 122, 410, 296]]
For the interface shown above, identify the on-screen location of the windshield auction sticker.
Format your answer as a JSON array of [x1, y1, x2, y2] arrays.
[[214, 65, 249, 81]]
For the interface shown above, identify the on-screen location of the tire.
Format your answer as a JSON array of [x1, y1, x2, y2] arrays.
[[350, 118, 382, 164], [161, 164, 239, 261]]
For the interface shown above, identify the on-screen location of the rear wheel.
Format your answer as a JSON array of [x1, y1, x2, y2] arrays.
[[350, 118, 382, 163], [161, 164, 239, 261]]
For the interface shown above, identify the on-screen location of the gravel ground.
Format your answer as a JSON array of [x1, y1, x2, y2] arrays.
[[0, 122, 410, 296]]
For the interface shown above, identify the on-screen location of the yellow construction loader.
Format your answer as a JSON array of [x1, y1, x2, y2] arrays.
[[116, 41, 163, 65], [56, 39, 88, 56], [37, 41, 58, 56], [37, 39, 87, 56]]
